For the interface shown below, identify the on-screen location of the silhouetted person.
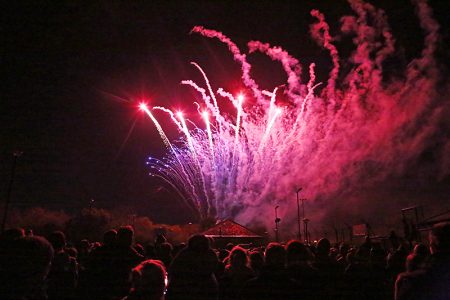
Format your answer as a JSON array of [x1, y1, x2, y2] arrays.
[[111, 226, 145, 298], [248, 250, 264, 277], [122, 259, 167, 300], [395, 222, 450, 300], [387, 244, 407, 284], [166, 234, 219, 300], [216, 248, 230, 278], [82, 229, 118, 299], [405, 243, 429, 272], [77, 238, 92, 272], [47, 231, 78, 300], [135, 243, 145, 256], [0, 227, 25, 265], [155, 242, 173, 268], [312, 238, 341, 299], [220, 246, 254, 300], [0, 227, 25, 243], [336, 242, 350, 268], [359, 236, 372, 257], [66, 246, 78, 260], [389, 230, 400, 251], [342, 247, 370, 300], [240, 242, 296, 300], [0, 235, 54, 300], [285, 240, 319, 300], [366, 245, 390, 300]]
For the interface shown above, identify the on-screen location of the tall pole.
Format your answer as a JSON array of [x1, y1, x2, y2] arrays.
[[1, 151, 22, 233], [296, 188, 302, 241], [301, 198, 307, 243], [303, 218, 310, 244], [302, 198, 305, 221], [274, 205, 280, 242]]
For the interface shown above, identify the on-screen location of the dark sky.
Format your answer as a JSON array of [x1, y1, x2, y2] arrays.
[[2, 0, 449, 224]]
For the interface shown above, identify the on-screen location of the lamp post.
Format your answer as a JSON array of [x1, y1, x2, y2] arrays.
[[296, 188, 302, 241], [89, 198, 95, 210], [303, 218, 310, 244], [301, 197, 307, 243], [274, 205, 281, 242], [1, 151, 23, 233]]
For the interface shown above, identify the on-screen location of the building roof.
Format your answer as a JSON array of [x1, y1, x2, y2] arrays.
[[202, 219, 262, 238]]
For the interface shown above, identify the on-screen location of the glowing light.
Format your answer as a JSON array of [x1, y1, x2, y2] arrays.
[[236, 93, 245, 104], [139, 102, 149, 111]]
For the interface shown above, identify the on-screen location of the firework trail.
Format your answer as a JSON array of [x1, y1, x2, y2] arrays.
[[142, 0, 448, 227]]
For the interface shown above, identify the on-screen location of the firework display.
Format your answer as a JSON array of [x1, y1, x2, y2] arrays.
[[140, 0, 446, 226]]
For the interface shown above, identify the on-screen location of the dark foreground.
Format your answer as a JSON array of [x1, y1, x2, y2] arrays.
[[0, 222, 449, 300]]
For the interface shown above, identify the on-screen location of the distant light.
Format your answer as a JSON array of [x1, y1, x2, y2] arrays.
[[202, 111, 209, 119], [237, 93, 245, 103], [139, 102, 148, 111], [177, 111, 184, 118]]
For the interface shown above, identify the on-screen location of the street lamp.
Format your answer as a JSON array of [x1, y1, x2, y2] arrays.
[[89, 198, 95, 210], [1, 151, 23, 233], [296, 187, 302, 241], [301, 198, 308, 243]]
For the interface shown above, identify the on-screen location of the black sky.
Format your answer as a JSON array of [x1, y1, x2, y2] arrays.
[[2, 0, 449, 224]]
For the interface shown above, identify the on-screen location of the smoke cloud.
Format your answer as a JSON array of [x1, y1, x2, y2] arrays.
[[146, 0, 449, 236]]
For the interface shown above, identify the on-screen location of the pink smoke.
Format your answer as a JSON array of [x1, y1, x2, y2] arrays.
[[150, 1, 449, 236]]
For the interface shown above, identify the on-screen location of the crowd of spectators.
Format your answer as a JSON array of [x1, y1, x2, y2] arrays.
[[0, 222, 448, 300]]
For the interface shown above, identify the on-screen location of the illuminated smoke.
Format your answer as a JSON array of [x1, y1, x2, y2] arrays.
[[142, 0, 448, 229]]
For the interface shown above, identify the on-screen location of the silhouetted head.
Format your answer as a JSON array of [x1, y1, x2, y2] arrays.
[[265, 242, 286, 268], [228, 246, 248, 268], [135, 243, 145, 256], [66, 246, 78, 258], [286, 240, 311, 263], [187, 234, 210, 252], [339, 242, 350, 256], [1, 236, 54, 297], [103, 229, 117, 246], [225, 243, 234, 251], [79, 239, 91, 251], [316, 238, 331, 256], [249, 250, 264, 273], [370, 244, 386, 265], [405, 253, 426, 272], [218, 249, 230, 261], [117, 225, 134, 248], [429, 222, 450, 255], [353, 247, 370, 264], [129, 259, 167, 300], [48, 231, 66, 251], [158, 242, 172, 255], [0, 227, 25, 243], [413, 243, 429, 257]]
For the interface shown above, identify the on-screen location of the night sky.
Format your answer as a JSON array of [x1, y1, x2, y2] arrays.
[[2, 1, 449, 225]]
